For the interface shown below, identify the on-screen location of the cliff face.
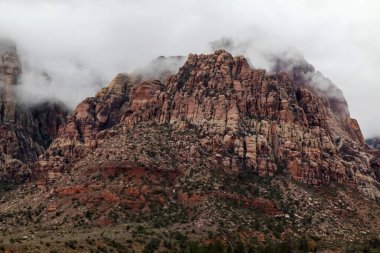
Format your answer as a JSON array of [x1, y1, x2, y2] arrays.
[[37, 50, 380, 198], [0, 41, 68, 184], [126, 51, 378, 197]]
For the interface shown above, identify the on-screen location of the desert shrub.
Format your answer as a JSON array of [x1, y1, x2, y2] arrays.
[[142, 238, 160, 253], [65, 240, 78, 249]]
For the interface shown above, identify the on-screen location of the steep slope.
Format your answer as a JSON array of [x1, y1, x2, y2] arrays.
[[1, 50, 380, 252]]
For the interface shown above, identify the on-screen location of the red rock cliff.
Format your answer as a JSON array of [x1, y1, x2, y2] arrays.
[[38, 50, 380, 198]]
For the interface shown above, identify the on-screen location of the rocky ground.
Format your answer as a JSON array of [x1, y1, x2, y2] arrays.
[[1, 122, 380, 252]]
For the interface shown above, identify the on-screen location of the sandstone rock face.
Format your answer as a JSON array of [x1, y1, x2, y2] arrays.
[[36, 74, 132, 181], [0, 41, 68, 184], [121, 50, 379, 198], [36, 50, 380, 199], [0, 124, 40, 183], [129, 80, 162, 111]]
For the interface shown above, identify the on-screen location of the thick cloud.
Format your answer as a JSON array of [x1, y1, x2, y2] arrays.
[[0, 0, 379, 137]]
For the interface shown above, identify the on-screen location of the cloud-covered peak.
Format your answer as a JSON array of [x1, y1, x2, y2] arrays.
[[0, 0, 379, 136]]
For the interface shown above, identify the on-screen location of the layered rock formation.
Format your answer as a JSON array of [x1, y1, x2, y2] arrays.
[[37, 50, 380, 199], [125, 50, 378, 197]]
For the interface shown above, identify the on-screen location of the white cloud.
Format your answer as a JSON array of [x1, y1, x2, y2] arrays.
[[0, 0, 379, 136]]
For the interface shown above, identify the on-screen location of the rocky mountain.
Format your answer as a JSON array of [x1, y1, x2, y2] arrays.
[[37, 50, 380, 196], [0, 49, 379, 252]]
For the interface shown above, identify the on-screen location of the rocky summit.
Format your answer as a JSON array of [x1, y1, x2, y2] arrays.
[[0, 47, 380, 252]]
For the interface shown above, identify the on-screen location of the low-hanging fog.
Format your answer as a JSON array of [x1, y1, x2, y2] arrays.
[[0, 0, 379, 137]]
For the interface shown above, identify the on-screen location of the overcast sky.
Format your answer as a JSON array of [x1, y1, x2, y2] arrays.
[[0, 0, 379, 137]]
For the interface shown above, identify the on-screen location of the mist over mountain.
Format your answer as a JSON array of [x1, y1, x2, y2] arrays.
[[0, 0, 379, 136], [0, 1, 380, 252]]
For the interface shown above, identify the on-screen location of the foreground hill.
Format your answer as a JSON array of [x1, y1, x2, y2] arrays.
[[0, 48, 379, 252]]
